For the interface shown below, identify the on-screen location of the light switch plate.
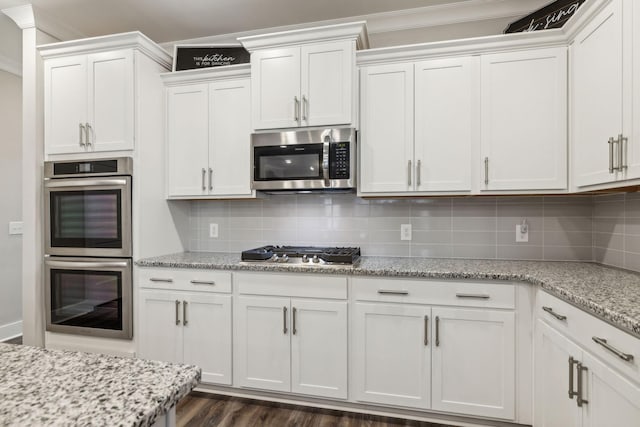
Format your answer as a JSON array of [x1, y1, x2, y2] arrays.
[[9, 221, 23, 235]]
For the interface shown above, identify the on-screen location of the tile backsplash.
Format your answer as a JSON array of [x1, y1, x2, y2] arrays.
[[188, 193, 594, 262], [593, 193, 640, 272]]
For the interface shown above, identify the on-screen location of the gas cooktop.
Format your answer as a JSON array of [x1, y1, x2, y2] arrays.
[[241, 245, 361, 266]]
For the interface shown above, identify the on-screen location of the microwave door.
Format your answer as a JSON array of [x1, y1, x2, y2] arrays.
[[253, 144, 326, 190]]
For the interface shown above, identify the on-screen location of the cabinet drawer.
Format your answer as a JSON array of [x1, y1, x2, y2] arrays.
[[536, 290, 640, 382], [235, 272, 347, 299], [352, 277, 515, 309], [137, 267, 231, 293]]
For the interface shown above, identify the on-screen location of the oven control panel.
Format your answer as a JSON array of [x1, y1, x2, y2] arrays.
[[330, 142, 350, 179]]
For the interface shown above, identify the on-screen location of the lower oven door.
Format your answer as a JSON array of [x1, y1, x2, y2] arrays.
[[45, 257, 132, 339]]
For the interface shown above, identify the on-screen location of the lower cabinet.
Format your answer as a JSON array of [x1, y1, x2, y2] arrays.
[[235, 295, 348, 399]]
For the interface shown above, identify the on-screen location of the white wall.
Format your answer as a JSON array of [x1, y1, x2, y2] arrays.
[[0, 69, 22, 340]]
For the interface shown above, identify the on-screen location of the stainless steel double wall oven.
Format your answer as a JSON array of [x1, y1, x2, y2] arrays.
[[44, 157, 133, 339]]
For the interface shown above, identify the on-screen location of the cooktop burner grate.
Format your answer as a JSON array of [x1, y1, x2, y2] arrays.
[[241, 245, 361, 265]]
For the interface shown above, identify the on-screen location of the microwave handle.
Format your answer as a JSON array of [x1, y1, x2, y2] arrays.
[[323, 135, 331, 187], [45, 178, 128, 188]]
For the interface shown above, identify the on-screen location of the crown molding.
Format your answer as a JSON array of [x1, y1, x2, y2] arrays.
[[2, 4, 34, 29], [161, 63, 250, 85], [0, 52, 21, 76]]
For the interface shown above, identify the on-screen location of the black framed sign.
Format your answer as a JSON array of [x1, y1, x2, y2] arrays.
[[172, 44, 250, 71], [504, 0, 586, 33]]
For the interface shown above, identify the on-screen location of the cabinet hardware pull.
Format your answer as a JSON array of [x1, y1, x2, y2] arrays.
[[568, 356, 578, 399], [294, 96, 299, 122], [189, 280, 215, 285], [543, 306, 567, 321], [150, 278, 173, 283], [435, 316, 440, 347], [79, 123, 85, 146], [377, 290, 409, 296], [201, 168, 206, 191], [183, 300, 188, 326], [85, 123, 92, 147], [283, 306, 288, 334], [175, 300, 181, 326], [576, 362, 588, 407], [416, 159, 421, 188], [408, 160, 412, 186], [292, 307, 297, 335], [455, 293, 490, 299], [484, 157, 489, 185], [609, 137, 615, 173], [619, 134, 627, 170], [302, 95, 308, 121], [208, 168, 213, 191], [424, 315, 429, 346], [592, 336, 634, 362]]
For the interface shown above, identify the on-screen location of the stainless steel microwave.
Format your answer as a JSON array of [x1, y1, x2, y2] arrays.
[[251, 128, 356, 191]]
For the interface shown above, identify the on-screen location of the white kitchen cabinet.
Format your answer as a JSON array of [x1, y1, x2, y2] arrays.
[[235, 295, 348, 399], [138, 291, 182, 364], [44, 50, 134, 155], [480, 46, 567, 191], [352, 302, 431, 409], [431, 307, 515, 419], [163, 66, 254, 198], [250, 40, 354, 130], [359, 57, 476, 195]]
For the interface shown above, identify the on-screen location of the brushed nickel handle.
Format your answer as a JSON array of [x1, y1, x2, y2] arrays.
[[183, 300, 188, 326], [424, 315, 429, 346], [79, 123, 85, 147], [150, 277, 173, 283], [175, 300, 181, 326], [592, 337, 634, 362], [292, 307, 297, 335], [408, 160, 412, 186], [201, 168, 206, 191], [543, 306, 567, 321], [294, 96, 299, 122], [568, 356, 578, 399], [208, 167, 213, 191], [377, 290, 409, 296], [456, 293, 490, 299], [416, 159, 421, 188], [609, 137, 615, 173], [85, 123, 92, 147], [484, 157, 489, 185], [576, 362, 588, 407], [283, 306, 288, 334], [435, 316, 440, 347], [45, 178, 128, 188], [622, 135, 628, 169], [189, 280, 215, 285], [619, 134, 627, 170], [302, 95, 308, 121]]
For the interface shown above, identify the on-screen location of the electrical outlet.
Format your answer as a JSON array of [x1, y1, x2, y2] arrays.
[[8, 221, 23, 235], [516, 224, 529, 242], [401, 224, 412, 241], [209, 223, 219, 238]]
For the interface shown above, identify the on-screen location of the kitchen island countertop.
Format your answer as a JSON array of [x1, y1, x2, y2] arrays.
[[137, 252, 640, 338], [0, 343, 200, 426]]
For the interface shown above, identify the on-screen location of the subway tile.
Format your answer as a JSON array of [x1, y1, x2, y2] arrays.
[[497, 203, 543, 218], [497, 231, 543, 246], [496, 245, 543, 261], [412, 230, 452, 245], [593, 232, 623, 251], [262, 229, 297, 244], [452, 244, 496, 259], [262, 199, 297, 217], [593, 199, 625, 219], [545, 231, 593, 247], [369, 229, 402, 244], [368, 217, 411, 230], [360, 243, 410, 257], [411, 244, 453, 258], [624, 234, 640, 254], [625, 217, 640, 236], [297, 217, 332, 230], [326, 229, 368, 244], [592, 217, 624, 234], [544, 203, 592, 218], [229, 216, 262, 229], [331, 217, 369, 231], [543, 195, 593, 204], [593, 247, 624, 268], [228, 200, 263, 217], [624, 251, 640, 273], [263, 216, 296, 230], [544, 216, 592, 232], [451, 199, 496, 217], [199, 240, 229, 252], [410, 199, 452, 217], [592, 193, 626, 203], [452, 230, 496, 245], [625, 198, 640, 218], [228, 240, 267, 252], [543, 245, 593, 261], [497, 216, 543, 232], [496, 196, 545, 205], [297, 228, 332, 244], [411, 216, 452, 231], [369, 200, 412, 217], [452, 216, 496, 231]]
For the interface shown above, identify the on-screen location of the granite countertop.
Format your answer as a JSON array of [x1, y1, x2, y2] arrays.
[[0, 343, 200, 426], [137, 252, 640, 338]]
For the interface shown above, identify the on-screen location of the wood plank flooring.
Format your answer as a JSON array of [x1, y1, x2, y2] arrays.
[[177, 392, 455, 427]]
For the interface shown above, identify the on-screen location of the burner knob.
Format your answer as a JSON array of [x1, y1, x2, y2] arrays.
[[302, 254, 309, 263], [271, 255, 279, 263], [312, 255, 320, 264], [280, 254, 289, 263]]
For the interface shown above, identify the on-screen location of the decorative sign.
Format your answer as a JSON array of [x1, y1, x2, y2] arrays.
[[173, 45, 250, 71], [504, 0, 586, 33]]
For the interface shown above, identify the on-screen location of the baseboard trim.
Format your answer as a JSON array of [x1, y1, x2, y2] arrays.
[[0, 320, 22, 342]]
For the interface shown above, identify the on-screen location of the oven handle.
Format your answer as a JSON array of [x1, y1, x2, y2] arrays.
[[45, 178, 128, 188], [45, 259, 129, 269]]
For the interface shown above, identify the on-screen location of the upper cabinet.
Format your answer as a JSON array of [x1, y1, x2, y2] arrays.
[[40, 32, 172, 156], [239, 22, 368, 130], [572, 0, 640, 188], [162, 66, 255, 199], [480, 46, 567, 192]]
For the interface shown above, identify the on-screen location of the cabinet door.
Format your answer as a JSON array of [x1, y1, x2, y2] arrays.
[[138, 290, 182, 364], [251, 47, 301, 129], [167, 84, 209, 196], [534, 320, 582, 427], [481, 47, 567, 191], [86, 50, 134, 152], [572, 0, 624, 187], [359, 64, 414, 193], [44, 55, 87, 155], [182, 293, 232, 385], [290, 299, 347, 399], [431, 307, 515, 419], [582, 350, 640, 427], [353, 302, 431, 409], [301, 41, 353, 127], [235, 296, 291, 392], [414, 57, 475, 192], [209, 78, 253, 197]]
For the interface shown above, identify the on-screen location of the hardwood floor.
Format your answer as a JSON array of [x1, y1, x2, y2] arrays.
[[177, 392, 455, 427]]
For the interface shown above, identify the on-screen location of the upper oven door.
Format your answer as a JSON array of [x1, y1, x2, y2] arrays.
[[44, 176, 132, 257], [253, 143, 326, 190]]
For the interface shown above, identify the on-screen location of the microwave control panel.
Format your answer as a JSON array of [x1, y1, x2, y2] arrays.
[[330, 143, 350, 179]]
